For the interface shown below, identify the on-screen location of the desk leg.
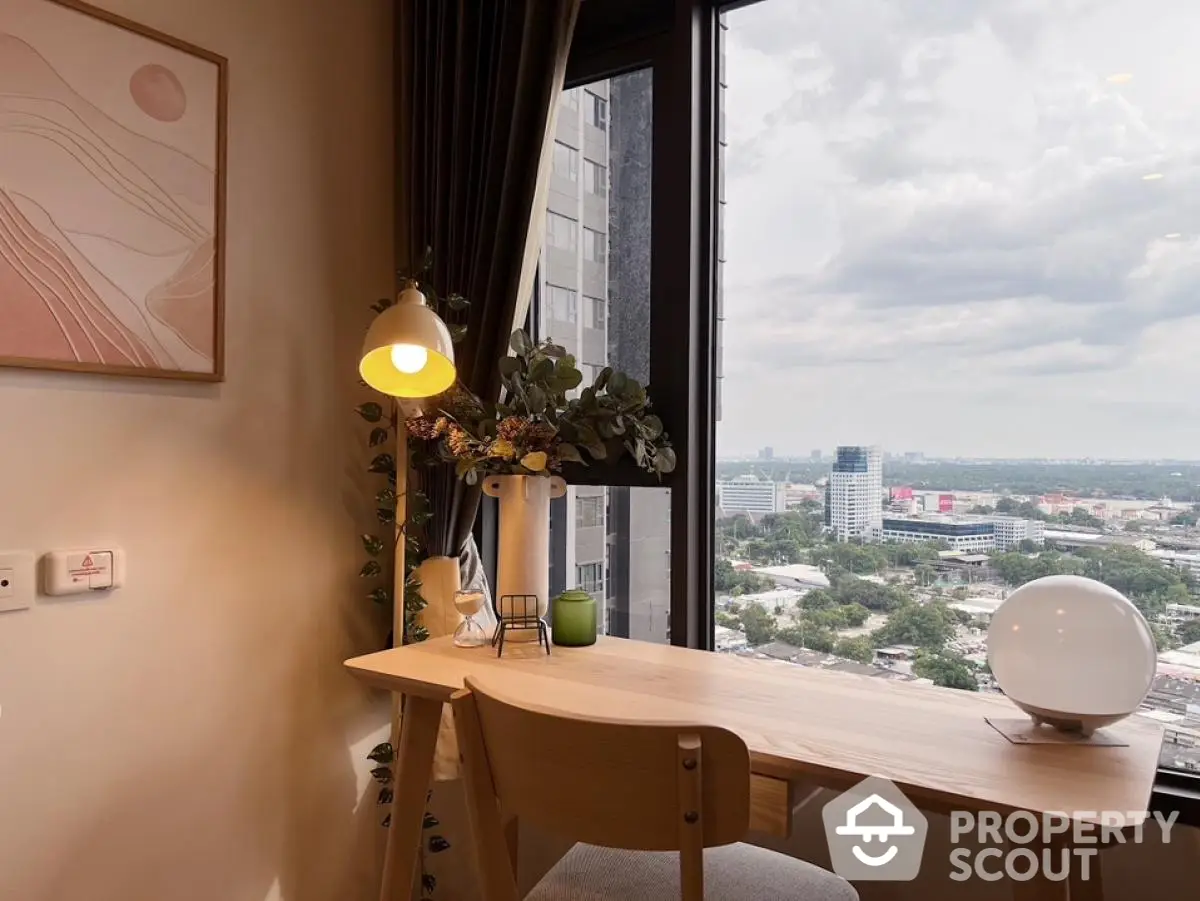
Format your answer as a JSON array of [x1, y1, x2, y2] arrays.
[[379, 696, 442, 901]]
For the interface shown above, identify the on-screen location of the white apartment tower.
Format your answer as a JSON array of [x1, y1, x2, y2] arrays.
[[826, 445, 883, 541]]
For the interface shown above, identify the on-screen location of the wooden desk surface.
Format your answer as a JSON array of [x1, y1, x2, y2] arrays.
[[345, 636, 1163, 824]]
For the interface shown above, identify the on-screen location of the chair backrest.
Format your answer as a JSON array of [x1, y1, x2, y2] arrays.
[[451, 674, 751, 853]]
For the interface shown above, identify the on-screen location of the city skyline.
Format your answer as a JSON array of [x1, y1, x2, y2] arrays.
[[718, 0, 1200, 460]]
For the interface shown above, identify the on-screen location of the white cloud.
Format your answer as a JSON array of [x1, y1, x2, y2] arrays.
[[719, 0, 1200, 458]]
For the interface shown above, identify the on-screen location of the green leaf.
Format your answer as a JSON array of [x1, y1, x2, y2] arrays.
[[421, 874, 437, 895], [585, 442, 607, 460], [377, 787, 393, 805], [368, 586, 392, 605], [597, 420, 613, 439], [642, 415, 663, 439], [595, 366, 613, 390], [361, 534, 385, 557], [498, 357, 521, 377], [656, 447, 677, 473], [368, 741, 394, 763], [428, 835, 451, 853], [530, 358, 555, 382], [445, 292, 469, 310], [611, 416, 626, 435], [557, 442, 583, 464], [449, 324, 468, 344], [377, 507, 396, 524], [607, 371, 628, 395], [509, 330, 533, 355], [423, 813, 440, 829], [369, 453, 396, 474], [542, 343, 567, 358], [381, 813, 391, 828], [376, 486, 397, 506], [370, 766, 393, 784], [356, 402, 384, 423], [369, 427, 390, 447], [360, 560, 383, 578], [526, 386, 547, 414], [369, 297, 394, 314], [559, 367, 583, 390]]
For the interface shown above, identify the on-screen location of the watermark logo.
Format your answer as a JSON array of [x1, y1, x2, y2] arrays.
[[822, 776, 929, 880], [823, 777, 1180, 883]]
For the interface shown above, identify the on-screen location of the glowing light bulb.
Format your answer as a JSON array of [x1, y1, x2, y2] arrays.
[[390, 343, 428, 374]]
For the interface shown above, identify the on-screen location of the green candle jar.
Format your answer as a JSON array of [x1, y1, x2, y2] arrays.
[[552, 589, 597, 647]]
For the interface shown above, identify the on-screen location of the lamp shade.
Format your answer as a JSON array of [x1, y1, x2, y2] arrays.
[[987, 575, 1156, 735], [359, 286, 456, 398]]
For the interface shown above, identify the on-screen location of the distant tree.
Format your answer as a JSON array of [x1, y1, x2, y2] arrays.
[[833, 636, 875, 664], [914, 650, 979, 691], [1178, 619, 1200, 646], [799, 588, 837, 610], [1151, 622, 1179, 652], [870, 601, 957, 649], [740, 602, 777, 647], [968, 505, 994, 515], [994, 496, 1020, 514], [1056, 506, 1105, 530], [1124, 521, 1145, 533], [914, 564, 936, 586], [773, 604, 785, 616], [715, 558, 772, 594], [1171, 509, 1199, 527], [834, 578, 907, 612], [776, 624, 836, 653], [1017, 539, 1040, 553], [839, 602, 871, 627], [714, 611, 739, 629]]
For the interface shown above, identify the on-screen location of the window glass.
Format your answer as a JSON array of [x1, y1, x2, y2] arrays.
[[547, 285, 577, 323], [553, 141, 578, 181], [583, 227, 606, 263], [577, 561, 604, 595], [536, 70, 668, 643], [584, 159, 606, 195], [586, 90, 607, 129], [545, 211, 577, 251], [719, 1, 1200, 771], [576, 495, 603, 528], [584, 296, 606, 331]]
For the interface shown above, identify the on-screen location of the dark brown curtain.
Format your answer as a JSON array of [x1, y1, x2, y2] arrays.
[[396, 0, 580, 562]]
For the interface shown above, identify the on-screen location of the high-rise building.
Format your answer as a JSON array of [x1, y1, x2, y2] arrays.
[[717, 476, 786, 516], [759, 446, 774, 461], [810, 449, 822, 462], [542, 74, 670, 644], [826, 445, 883, 541]]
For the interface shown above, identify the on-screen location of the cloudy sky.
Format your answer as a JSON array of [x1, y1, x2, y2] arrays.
[[718, 0, 1200, 460]]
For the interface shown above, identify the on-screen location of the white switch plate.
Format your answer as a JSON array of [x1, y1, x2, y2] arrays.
[[0, 551, 35, 613]]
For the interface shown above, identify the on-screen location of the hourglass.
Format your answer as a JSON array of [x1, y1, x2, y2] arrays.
[[453, 589, 488, 648]]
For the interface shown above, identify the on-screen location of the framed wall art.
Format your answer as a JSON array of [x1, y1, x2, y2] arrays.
[[0, 0, 227, 381]]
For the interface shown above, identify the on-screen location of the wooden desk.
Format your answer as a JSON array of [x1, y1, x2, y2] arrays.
[[346, 636, 1163, 900]]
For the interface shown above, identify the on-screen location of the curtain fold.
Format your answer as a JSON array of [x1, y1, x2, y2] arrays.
[[396, 0, 580, 571]]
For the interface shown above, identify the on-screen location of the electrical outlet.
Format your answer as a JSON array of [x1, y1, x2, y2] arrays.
[[0, 551, 35, 613]]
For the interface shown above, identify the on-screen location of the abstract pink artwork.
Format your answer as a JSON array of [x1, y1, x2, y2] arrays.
[[0, 0, 226, 380]]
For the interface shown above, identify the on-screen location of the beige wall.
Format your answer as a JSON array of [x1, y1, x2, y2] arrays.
[[0, 0, 394, 898]]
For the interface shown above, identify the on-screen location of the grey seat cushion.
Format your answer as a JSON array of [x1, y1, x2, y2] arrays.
[[526, 842, 859, 901]]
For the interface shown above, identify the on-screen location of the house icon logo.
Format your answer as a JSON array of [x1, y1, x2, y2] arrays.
[[822, 776, 929, 880]]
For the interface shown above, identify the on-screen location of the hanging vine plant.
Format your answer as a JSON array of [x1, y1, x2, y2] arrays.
[[357, 249, 465, 899]]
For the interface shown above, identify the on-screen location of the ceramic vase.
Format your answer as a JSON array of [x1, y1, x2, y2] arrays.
[[482, 474, 567, 631]]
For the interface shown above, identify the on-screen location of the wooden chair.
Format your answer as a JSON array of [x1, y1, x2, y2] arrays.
[[451, 676, 859, 901]]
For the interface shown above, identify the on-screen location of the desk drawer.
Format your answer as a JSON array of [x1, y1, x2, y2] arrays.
[[749, 774, 792, 838]]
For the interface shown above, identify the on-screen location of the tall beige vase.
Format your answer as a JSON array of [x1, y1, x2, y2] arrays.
[[482, 474, 568, 629], [415, 554, 463, 780]]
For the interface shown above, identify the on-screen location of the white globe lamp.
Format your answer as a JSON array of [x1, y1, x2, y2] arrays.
[[987, 575, 1157, 736]]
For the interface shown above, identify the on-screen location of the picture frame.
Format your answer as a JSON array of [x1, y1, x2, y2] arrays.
[[0, 0, 227, 381]]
